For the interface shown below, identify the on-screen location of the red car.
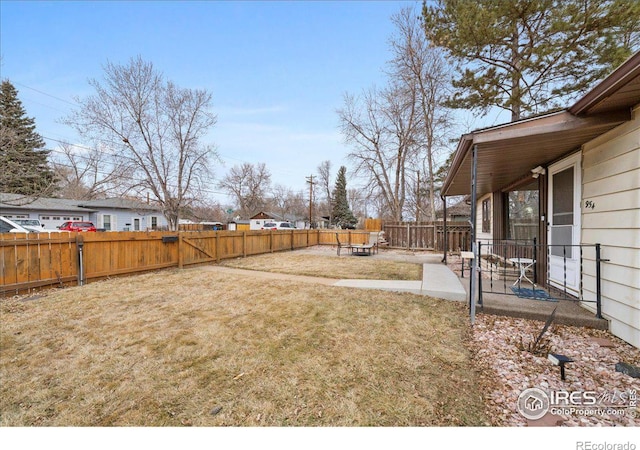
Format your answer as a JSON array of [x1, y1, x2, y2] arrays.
[[58, 221, 97, 232]]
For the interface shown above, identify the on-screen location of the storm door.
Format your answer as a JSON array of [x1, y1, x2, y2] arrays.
[[547, 153, 581, 292]]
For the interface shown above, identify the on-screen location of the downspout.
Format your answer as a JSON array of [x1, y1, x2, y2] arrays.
[[469, 145, 478, 324]]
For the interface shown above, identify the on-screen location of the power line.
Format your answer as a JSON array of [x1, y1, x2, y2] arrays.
[[12, 81, 79, 107], [46, 147, 234, 199], [12, 82, 316, 200], [12, 80, 314, 186]]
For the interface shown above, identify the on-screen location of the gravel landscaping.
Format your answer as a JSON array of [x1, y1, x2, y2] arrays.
[[471, 314, 639, 426]]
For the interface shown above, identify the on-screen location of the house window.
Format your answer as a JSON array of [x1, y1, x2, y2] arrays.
[[482, 199, 491, 233], [103, 215, 112, 231], [150, 216, 158, 230], [506, 187, 539, 240]]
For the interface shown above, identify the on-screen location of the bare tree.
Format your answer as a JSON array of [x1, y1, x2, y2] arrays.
[[389, 7, 453, 222], [338, 82, 420, 222], [316, 160, 333, 224], [290, 189, 309, 222], [347, 187, 367, 221], [64, 56, 218, 230], [218, 162, 271, 217], [270, 183, 299, 220], [50, 142, 136, 200], [338, 7, 453, 223], [183, 199, 227, 223]]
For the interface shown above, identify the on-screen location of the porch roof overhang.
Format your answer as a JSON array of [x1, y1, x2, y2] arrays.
[[442, 51, 640, 198], [441, 109, 630, 197]]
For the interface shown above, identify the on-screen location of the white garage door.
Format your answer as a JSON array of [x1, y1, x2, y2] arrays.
[[39, 214, 84, 229]]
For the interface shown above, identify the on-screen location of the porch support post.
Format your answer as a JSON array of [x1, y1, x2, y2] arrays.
[[469, 144, 479, 324], [442, 195, 447, 264]]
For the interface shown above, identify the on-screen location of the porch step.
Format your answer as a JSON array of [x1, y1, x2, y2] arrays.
[[457, 272, 609, 329], [477, 303, 609, 330]]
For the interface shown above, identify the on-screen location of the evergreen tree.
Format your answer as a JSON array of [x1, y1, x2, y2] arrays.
[[0, 80, 56, 195], [331, 166, 357, 229], [422, 0, 640, 121]]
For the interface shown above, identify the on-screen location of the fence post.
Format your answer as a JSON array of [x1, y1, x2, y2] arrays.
[[533, 237, 537, 285], [595, 243, 604, 319], [406, 223, 410, 250], [477, 241, 483, 307], [215, 232, 220, 262], [178, 232, 184, 269], [77, 234, 85, 286]]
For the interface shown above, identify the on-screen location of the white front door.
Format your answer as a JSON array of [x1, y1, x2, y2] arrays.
[[547, 153, 581, 292]]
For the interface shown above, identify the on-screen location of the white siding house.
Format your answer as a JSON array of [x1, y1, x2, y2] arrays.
[[77, 198, 167, 231], [0, 194, 95, 229], [0, 194, 168, 232], [442, 52, 640, 348], [580, 106, 640, 347]]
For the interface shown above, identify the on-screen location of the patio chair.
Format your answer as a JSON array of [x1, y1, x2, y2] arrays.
[[368, 232, 380, 254], [335, 233, 352, 256]]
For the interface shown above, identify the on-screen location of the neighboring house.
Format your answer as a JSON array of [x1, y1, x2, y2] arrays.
[[0, 194, 167, 231], [441, 52, 640, 349], [1, 193, 97, 229], [248, 211, 306, 230], [438, 198, 472, 223], [76, 198, 167, 231], [227, 220, 251, 231], [249, 211, 279, 230]]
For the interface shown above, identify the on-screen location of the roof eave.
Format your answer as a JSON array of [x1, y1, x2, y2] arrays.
[[570, 52, 640, 116], [441, 134, 473, 197]]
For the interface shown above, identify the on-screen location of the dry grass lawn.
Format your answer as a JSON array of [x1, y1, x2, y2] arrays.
[[0, 258, 487, 426], [219, 252, 422, 280]]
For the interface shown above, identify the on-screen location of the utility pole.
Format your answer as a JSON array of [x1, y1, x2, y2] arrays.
[[306, 175, 315, 229]]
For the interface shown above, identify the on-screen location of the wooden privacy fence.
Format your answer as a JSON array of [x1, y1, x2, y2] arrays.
[[0, 233, 78, 295], [1, 227, 444, 296], [318, 230, 372, 246], [382, 221, 470, 252], [1, 229, 328, 296]]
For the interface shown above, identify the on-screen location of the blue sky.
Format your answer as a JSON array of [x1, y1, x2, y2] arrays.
[[1, 0, 501, 204]]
